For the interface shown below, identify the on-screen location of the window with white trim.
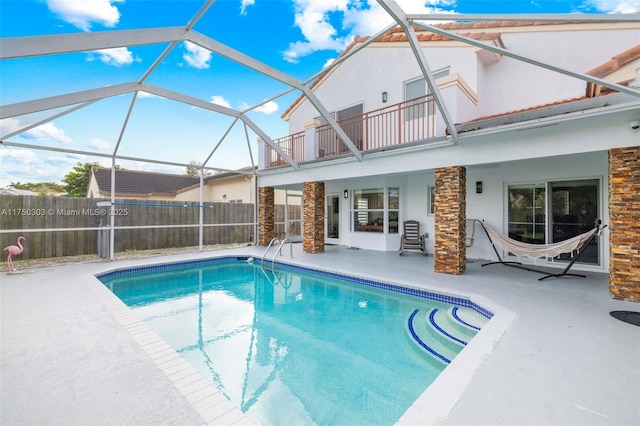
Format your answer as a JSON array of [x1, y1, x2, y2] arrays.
[[351, 188, 399, 234]]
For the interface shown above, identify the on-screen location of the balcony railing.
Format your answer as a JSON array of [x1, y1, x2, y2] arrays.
[[317, 95, 436, 159], [265, 95, 436, 168], [266, 131, 305, 168]]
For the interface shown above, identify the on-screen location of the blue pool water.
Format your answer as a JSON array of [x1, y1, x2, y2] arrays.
[[99, 257, 491, 425]]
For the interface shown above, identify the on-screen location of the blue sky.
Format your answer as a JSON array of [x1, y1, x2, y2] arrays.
[[1, 0, 639, 186]]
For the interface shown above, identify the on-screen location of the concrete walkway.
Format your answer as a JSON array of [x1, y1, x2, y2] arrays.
[[1, 245, 639, 425]]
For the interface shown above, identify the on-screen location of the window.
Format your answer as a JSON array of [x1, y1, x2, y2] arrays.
[[404, 68, 450, 120], [404, 79, 426, 121], [427, 185, 435, 215], [507, 184, 546, 244], [388, 188, 399, 234], [351, 188, 398, 234], [317, 103, 364, 155], [507, 178, 600, 264], [336, 104, 364, 150]]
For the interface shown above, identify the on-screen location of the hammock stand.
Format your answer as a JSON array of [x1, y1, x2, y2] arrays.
[[477, 219, 606, 281]]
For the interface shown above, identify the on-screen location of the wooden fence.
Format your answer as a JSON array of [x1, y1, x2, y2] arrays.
[[1, 195, 301, 260], [0, 196, 265, 260]]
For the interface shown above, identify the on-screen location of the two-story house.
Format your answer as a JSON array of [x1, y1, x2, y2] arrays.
[[256, 20, 640, 300]]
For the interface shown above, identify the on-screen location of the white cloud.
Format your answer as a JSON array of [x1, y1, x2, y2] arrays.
[[323, 57, 336, 69], [283, 0, 456, 63], [0, 148, 39, 165], [22, 123, 73, 145], [240, 0, 255, 15], [46, 0, 123, 31], [137, 91, 162, 99], [90, 47, 137, 66], [582, 0, 639, 12], [0, 118, 22, 137], [88, 138, 112, 150], [183, 42, 212, 69], [210, 95, 232, 108], [253, 101, 279, 115], [0, 149, 65, 185]]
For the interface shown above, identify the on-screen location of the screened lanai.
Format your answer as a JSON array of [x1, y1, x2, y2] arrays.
[[1, 0, 638, 261]]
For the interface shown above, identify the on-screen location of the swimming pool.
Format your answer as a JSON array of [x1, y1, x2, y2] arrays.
[[98, 257, 492, 425]]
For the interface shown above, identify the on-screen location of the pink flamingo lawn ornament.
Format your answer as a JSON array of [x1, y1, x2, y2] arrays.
[[4, 236, 25, 274]]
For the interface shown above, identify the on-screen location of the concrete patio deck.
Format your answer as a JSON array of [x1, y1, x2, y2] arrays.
[[1, 244, 639, 425]]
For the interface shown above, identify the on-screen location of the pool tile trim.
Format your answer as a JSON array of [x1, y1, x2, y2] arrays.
[[97, 256, 493, 319]]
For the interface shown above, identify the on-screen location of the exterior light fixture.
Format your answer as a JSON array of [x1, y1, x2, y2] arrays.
[[382, 91, 388, 103], [476, 181, 483, 194], [344, 189, 349, 199]]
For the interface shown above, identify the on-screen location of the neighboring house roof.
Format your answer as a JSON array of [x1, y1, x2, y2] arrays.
[[204, 165, 256, 183], [281, 21, 591, 120], [91, 168, 200, 196], [0, 187, 39, 196]]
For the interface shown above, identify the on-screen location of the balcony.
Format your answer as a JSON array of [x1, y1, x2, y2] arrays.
[[266, 131, 305, 168], [265, 94, 437, 168]]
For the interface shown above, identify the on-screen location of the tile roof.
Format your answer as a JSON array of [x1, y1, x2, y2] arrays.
[[353, 26, 504, 44], [585, 44, 640, 97], [91, 168, 200, 195], [460, 96, 588, 124], [454, 92, 630, 134]]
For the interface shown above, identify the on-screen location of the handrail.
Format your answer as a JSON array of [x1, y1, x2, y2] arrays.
[[272, 238, 293, 265], [261, 237, 279, 266]]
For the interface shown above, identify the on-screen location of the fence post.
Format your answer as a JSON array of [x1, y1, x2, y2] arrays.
[[97, 224, 110, 258]]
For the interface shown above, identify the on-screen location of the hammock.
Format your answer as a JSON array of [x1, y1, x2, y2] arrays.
[[477, 220, 605, 281], [481, 222, 598, 260]]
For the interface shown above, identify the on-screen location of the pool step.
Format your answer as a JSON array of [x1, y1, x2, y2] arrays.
[[448, 306, 489, 334], [406, 306, 489, 364]]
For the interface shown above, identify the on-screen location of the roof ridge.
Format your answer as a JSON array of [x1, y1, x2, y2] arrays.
[[93, 167, 199, 179]]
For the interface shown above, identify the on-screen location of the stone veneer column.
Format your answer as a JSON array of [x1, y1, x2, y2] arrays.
[[258, 186, 274, 246], [303, 181, 325, 254], [434, 166, 466, 275], [609, 146, 640, 302]]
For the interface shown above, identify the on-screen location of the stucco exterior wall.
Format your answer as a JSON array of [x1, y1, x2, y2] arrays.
[[479, 27, 639, 115], [287, 44, 479, 134], [287, 26, 638, 135]]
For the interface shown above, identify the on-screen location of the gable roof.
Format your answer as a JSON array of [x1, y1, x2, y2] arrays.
[[281, 21, 610, 120], [91, 168, 200, 196]]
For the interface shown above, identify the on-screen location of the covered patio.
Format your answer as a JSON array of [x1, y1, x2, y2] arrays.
[[1, 244, 638, 425]]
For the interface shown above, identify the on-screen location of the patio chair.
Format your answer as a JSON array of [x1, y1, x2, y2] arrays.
[[399, 220, 427, 256]]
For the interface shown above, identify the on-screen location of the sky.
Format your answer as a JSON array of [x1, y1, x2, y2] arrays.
[[1, 0, 639, 186]]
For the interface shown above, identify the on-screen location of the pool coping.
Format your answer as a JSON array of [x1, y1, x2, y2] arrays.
[[86, 267, 255, 426], [89, 253, 517, 425]]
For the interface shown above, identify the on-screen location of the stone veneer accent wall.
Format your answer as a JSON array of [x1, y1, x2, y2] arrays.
[[303, 181, 325, 254], [258, 186, 274, 246], [434, 166, 467, 275], [609, 146, 640, 302]]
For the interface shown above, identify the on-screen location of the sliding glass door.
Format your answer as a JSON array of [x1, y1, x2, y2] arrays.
[[507, 178, 600, 265]]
